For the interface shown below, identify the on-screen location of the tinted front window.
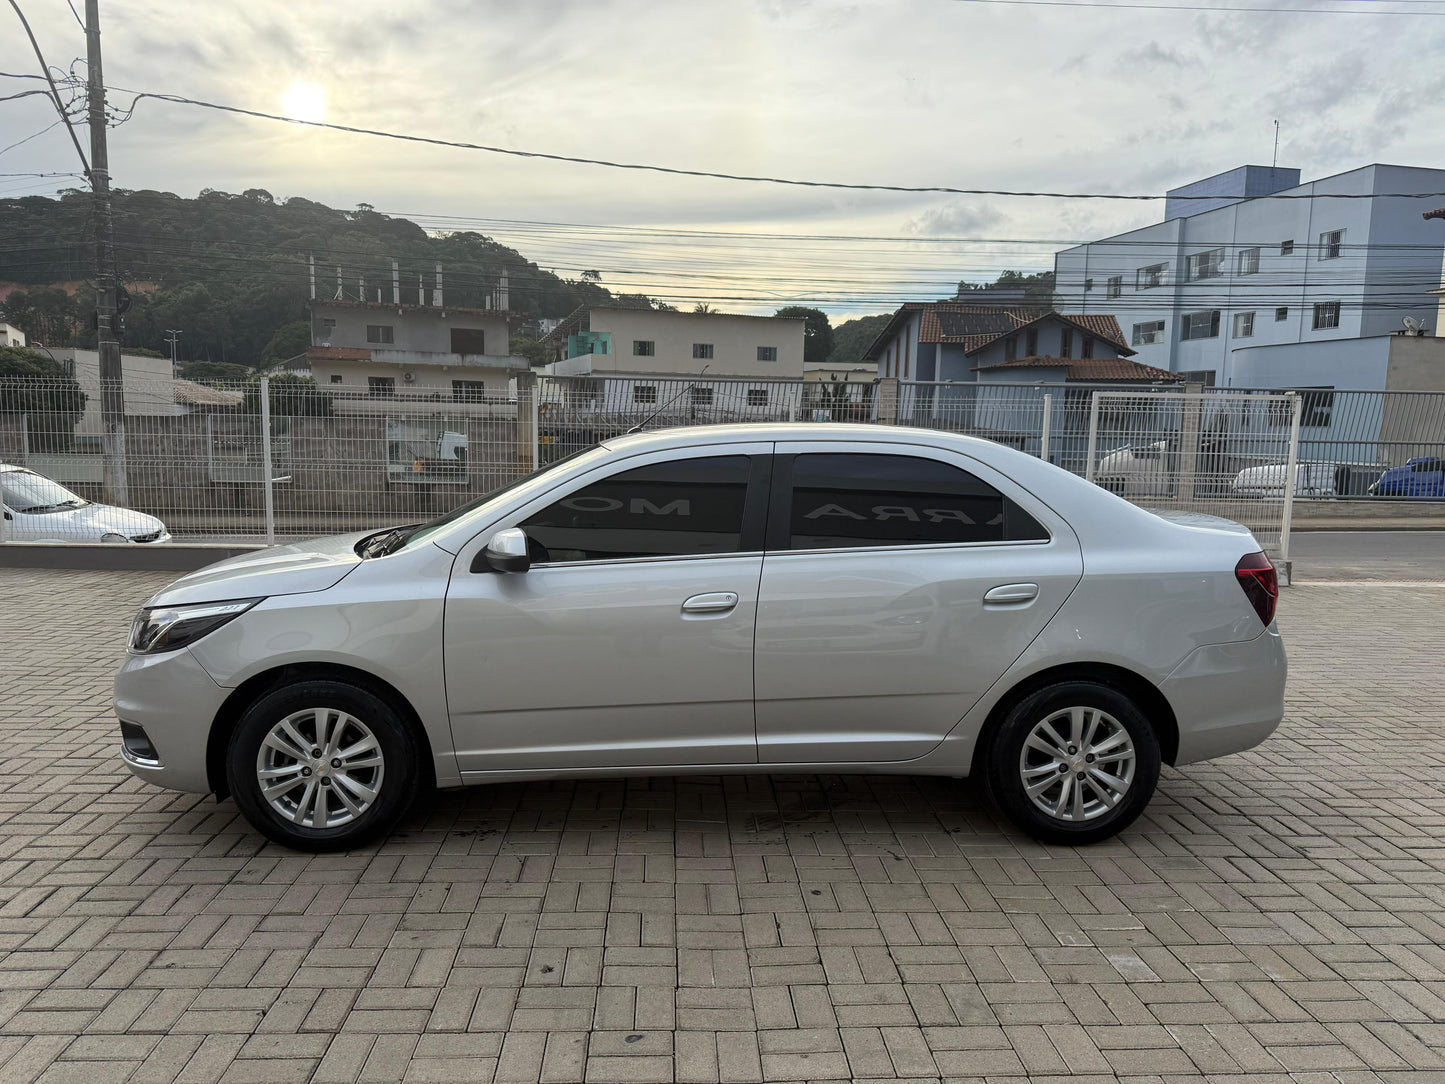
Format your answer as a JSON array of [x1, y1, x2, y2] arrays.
[[786, 453, 1046, 550], [522, 456, 751, 562]]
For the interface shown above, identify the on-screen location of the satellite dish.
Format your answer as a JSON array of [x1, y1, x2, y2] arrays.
[[1404, 316, 1423, 332]]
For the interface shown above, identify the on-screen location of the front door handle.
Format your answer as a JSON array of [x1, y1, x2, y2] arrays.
[[984, 583, 1039, 604], [682, 592, 739, 615]]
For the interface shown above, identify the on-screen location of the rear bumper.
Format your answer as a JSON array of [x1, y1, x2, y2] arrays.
[[113, 647, 228, 793], [1163, 625, 1287, 766]]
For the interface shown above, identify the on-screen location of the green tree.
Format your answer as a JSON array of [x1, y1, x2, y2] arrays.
[[1, 287, 84, 345], [260, 320, 310, 367], [0, 346, 87, 450], [242, 373, 332, 417], [774, 306, 835, 366], [181, 360, 252, 383], [509, 336, 550, 367], [956, 270, 1055, 311], [826, 313, 892, 368]]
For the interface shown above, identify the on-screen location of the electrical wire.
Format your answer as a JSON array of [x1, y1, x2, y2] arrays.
[[106, 87, 1445, 203], [2, 1, 89, 177]]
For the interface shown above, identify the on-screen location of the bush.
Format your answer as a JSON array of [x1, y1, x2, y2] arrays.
[[0, 346, 87, 451], [241, 373, 332, 417]]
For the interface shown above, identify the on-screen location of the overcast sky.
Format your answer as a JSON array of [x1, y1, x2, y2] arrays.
[[3, 0, 1445, 317]]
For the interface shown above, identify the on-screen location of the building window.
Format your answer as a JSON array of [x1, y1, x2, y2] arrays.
[[1132, 320, 1165, 346], [1179, 369, 1217, 387], [1313, 301, 1341, 330], [1025, 328, 1038, 355], [1280, 240, 1294, 256], [368, 376, 395, 397], [633, 340, 655, 357], [1185, 249, 1224, 281], [1180, 310, 1221, 340], [746, 388, 768, 407], [1233, 311, 1256, 338], [450, 328, 486, 354], [633, 385, 658, 404], [1059, 329, 1073, 358], [1301, 387, 1335, 427], [1136, 263, 1168, 290], [1107, 276, 1122, 298], [1238, 247, 1260, 275], [690, 386, 713, 406], [1275, 306, 1289, 321], [693, 343, 714, 360], [1084, 278, 1094, 292], [1003, 336, 1018, 361], [452, 380, 486, 402], [366, 325, 394, 344], [1319, 230, 1344, 260], [321, 318, 336, 332], [329, 374, 343, 384], [757, 346, 777, 362], [1081, 336, 1094, 359]]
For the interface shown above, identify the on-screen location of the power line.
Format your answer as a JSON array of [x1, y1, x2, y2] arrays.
[[108, 86, 1445, 203], [2, 2, 89, 177]]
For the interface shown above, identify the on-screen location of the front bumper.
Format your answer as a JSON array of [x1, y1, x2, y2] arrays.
[[1162, 624, 1287, 766], [113, 646, 229, 793]]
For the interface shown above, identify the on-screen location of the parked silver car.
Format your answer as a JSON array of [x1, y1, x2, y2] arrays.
[[115, 424, 1286, 850]]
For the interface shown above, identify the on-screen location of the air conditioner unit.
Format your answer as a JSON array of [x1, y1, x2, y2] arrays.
[[403, 371, 416, 383]]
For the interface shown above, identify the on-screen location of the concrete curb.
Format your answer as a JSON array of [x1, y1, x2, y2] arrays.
[[0, 542, 263, 571]]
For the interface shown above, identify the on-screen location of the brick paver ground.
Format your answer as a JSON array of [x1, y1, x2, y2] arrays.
[[1, 568, 1443, 1083]]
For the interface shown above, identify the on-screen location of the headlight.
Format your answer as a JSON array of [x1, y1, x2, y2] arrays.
[[129, 598, 261, 654]]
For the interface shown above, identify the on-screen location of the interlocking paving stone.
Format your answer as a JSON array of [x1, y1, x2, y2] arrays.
[[1, 568, 1444, 1081]]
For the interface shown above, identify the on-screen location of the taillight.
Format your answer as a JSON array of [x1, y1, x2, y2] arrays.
[[1235, 551, 1278, 627]]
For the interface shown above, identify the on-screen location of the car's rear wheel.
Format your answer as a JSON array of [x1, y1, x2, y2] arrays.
[[226, 680, 420, 851], [981, 680, 1160, 845]]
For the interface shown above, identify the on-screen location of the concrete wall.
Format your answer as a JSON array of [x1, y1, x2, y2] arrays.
[[579, 309, 805, 378], [313, 302, 510, 358], [55, 348, 174, 439], [1383, 333, 1445, 391], [1055, 164, 1445, 385], [312, 358, 517, 399]]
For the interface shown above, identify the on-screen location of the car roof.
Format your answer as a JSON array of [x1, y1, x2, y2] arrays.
[[599, 423, 1010, 456]]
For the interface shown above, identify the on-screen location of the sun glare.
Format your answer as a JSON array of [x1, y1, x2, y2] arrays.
[[280, 81, 327, 124]]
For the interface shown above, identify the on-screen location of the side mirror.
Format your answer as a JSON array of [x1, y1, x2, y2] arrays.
[[474, 526, 531, 573]]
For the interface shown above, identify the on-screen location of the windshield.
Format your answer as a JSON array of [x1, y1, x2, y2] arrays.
[[399, 445, 608, 550], [0, 470, 88, 514]]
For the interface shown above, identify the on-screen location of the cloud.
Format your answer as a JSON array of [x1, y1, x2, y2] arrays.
[[902, 201, 1002, 237]]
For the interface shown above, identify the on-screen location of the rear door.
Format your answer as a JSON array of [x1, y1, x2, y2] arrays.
[[753, 442, 1082, 764]]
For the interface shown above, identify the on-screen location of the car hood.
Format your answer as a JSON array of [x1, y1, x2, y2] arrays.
[[25, 502, 166, 537], [145, 531, 371, 607], [1148, 509, 1255, 536]]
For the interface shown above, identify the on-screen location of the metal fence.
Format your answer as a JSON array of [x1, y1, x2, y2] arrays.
[[3, 373, 1444, 553]]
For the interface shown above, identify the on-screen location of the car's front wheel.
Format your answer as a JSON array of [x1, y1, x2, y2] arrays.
[[226, 680, 421, 851], [981, 681, 1160, 846]]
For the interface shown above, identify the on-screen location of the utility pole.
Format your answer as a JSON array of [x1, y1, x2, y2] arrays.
[[164, 329, 181, 377], [86, 0, 127, 504]]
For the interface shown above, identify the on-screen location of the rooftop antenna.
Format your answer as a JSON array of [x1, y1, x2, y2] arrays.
[[628, 365, 710, 434], [1272, 120, 1280, 168]]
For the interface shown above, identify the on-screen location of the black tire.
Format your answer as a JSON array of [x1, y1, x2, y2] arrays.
[[227, 679, 422, 852], [980, 680, 1160, 846]]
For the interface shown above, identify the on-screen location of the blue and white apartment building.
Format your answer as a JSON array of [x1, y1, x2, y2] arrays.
[[1053, 163, 1445, 393]]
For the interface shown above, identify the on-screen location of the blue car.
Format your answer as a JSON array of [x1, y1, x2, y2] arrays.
[[1371, 457, 1445, 498]]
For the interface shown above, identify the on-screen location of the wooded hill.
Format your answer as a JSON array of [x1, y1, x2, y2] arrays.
[[0, 188, 624, 368]]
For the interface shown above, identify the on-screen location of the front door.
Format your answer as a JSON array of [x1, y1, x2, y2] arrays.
[[754, 444, 1083, 764], [444, 448, 771, 774]]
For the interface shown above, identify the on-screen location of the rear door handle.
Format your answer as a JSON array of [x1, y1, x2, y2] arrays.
[[984, 583, 1039, 604], [682, 592, 739, 614]]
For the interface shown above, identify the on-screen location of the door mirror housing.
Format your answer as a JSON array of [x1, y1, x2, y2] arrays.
[[475, 526, 531, 573]]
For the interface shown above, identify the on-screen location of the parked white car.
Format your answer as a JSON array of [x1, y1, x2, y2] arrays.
[[1, 464, 170, 543], [1093, 441, 1173, 498], [1232, 462, 1336, 499]]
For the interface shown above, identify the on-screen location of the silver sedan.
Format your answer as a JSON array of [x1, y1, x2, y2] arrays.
[[114, 424, 1286, 851]]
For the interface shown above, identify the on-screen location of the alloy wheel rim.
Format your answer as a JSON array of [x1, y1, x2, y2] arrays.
[[1018, 705, 1136, 823], [255, 708, 385, 830]]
